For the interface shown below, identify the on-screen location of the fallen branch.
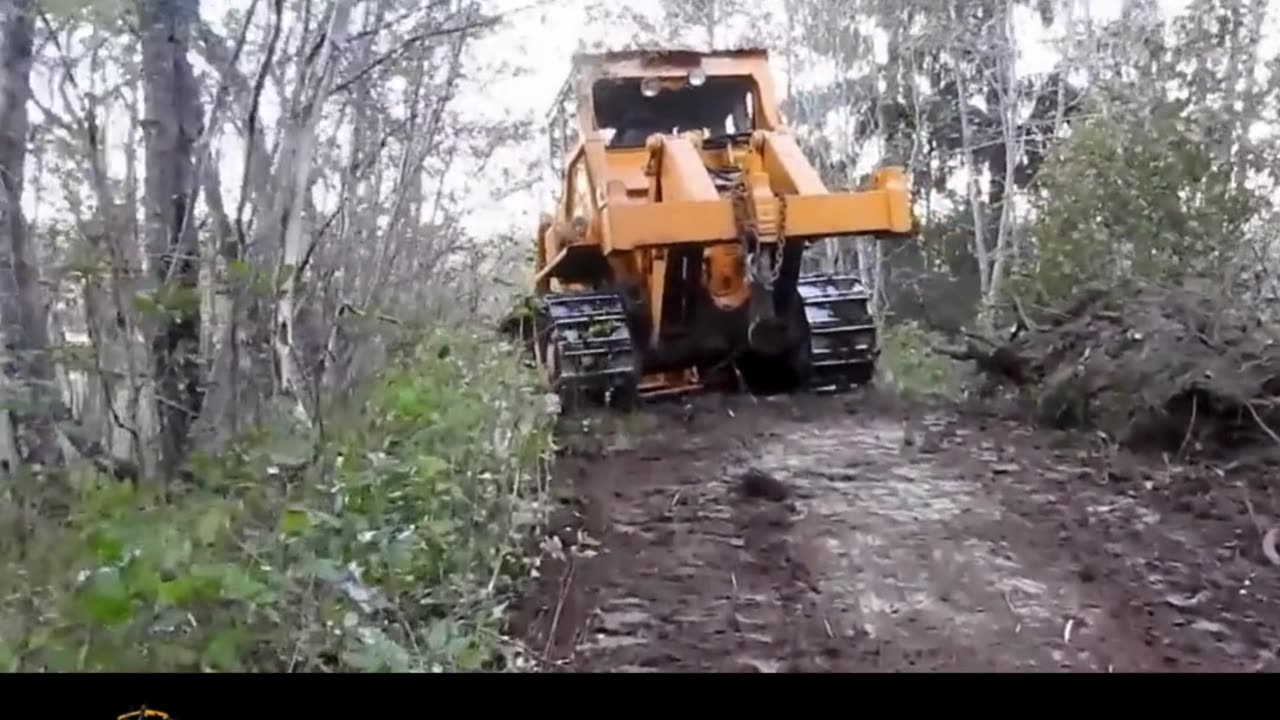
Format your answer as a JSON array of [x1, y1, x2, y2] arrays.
[[946, 279, 1280, 452], [931, 336, 1029, 386]]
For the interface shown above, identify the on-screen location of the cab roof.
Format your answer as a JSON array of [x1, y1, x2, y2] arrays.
[[546, 48, 778, 126], [570, 48, 768, 78], [570, 47, 770, 67]]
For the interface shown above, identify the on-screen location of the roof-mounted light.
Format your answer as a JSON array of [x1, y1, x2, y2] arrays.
[[641, 77, 661, 97], [688, 67, 707, 87]]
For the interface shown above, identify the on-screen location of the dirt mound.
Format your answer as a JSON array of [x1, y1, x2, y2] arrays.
[[946, 280, 1280, 455]]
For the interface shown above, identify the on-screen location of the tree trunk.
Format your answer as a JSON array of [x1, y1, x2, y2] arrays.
[[953, 60, 990, 306], [139, 0, 205, 478], [0, 0, 61, 468], [985, 0, 1022, 318], [1053, 0, 1076, 136], [271, 0, 354, 422], [189, 5, 285, 447]]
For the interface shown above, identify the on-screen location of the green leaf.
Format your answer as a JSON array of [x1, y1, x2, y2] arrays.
[[0, 640, 15, 672], [386, 538, 415, 573], [218, 565, 265, 601], [391, 385, 429, 418], [202, 629, 243, 671], [195, 505, 226, 545], [131, 292, 161, 318], [227, 259, 254, 283], [424, 518, 455, 539], [453, 642, 490, 671], [417, 455, 449, 479], [121, 556, 163, 599], [299, 556, 344, 582], [185, 564, 233, 601], [78, 569, 132, 626], [86, 528, 125, 563], [279, 507, 311, 536], [25, 626, 51, 652]]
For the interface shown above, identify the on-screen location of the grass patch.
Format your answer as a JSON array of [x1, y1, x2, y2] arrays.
[[0, 329, 556, 672]]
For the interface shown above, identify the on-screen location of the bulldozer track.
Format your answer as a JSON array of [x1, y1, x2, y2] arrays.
[[796, 273, 878, 390], [539, 290, 639, 405], [534, 274, 880, 406]]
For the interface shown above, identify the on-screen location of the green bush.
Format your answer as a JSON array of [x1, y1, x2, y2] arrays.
[[1012, 101, 1260, 309], [878, 320, 963, 401], [0, 329, 555, 672]]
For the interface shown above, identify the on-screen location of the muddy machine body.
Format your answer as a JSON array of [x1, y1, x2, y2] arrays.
[[524, 48, 913, 404]]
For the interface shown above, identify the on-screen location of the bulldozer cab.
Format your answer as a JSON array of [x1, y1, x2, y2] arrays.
[[545, 49, 775, 176], [591, 74, 756, 147]]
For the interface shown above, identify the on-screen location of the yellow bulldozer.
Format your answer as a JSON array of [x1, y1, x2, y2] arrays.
[[515, 47, 913, 406]]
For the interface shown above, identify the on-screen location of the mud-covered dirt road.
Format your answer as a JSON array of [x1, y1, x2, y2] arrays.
[[512, 392, 1280, 672]]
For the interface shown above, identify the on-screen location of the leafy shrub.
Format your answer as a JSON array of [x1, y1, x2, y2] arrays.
[[878, 320, 963, 401], [0, 329, 555, 672], [1013, 100, 1261, 309]]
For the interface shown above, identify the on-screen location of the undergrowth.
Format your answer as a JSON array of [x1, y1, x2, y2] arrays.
[[0, 330, 556, 672], [878, 320, 964, 401]]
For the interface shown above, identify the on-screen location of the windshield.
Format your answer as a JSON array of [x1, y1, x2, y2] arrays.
[[591, 75, 756, 148]]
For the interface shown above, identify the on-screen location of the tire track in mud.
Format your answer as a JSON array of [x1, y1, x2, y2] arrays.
[[511, 394, 1280, 672]]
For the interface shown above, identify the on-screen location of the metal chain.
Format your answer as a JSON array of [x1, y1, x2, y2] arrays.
[[771, 194, 787, 285], [728, 172, 787, 288], [729, 174, 757, 282]]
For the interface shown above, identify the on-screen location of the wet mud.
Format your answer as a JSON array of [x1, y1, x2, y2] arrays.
[[511, 391, 1280, 672]]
